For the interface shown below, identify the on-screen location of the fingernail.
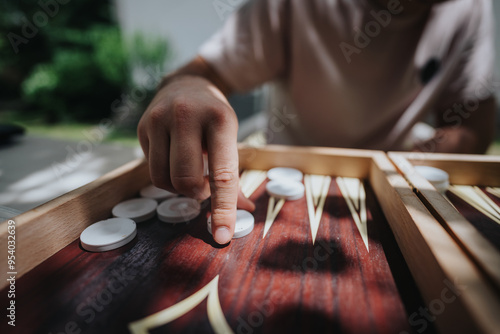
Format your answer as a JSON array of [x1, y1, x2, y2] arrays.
[[214, 227, 231, 244]]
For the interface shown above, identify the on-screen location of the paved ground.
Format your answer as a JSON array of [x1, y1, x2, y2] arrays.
[[0, 135, 142, 218]]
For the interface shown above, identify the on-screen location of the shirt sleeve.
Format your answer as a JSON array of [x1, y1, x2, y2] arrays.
[[436, 0, 495, 111], [199, 0, 288, 93]]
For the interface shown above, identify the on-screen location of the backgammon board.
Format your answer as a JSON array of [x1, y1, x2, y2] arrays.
[[1, 145, 499, 334]]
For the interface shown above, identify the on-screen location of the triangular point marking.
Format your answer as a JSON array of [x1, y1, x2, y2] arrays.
[[128, 275, 233, 334], [337, 177, 369, 251], [263, 196, 285, 238], [450, 185, 500, 225], [306, 175, 331, 245]]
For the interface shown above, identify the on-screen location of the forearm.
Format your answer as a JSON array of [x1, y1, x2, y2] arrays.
[[414, 126, 491, 154], [414, 97, 496, 154], [158, 55, 232, 96]]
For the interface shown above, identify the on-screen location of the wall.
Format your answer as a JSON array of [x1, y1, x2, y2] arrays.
[[115, 0, 242, 70]]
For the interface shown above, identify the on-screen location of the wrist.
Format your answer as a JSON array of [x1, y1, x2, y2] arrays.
[[157, 73, 195, 92], [413, 127, 482, 154], [157, 56, 232, 96]]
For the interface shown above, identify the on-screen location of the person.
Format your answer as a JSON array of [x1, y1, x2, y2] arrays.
[[137, 0, 496, 244]]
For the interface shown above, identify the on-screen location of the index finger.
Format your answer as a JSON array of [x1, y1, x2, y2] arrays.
[[206, 113, 239, 245]]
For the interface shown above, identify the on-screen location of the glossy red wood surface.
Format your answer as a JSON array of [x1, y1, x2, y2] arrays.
[[0, 179, 433, 334]]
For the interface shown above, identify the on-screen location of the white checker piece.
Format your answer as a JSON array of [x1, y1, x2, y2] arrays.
[[157, 197, 201, 223], [112, 198, 158, 222], [140, 185, 177, 202], [267, 167, 303, 182], [266, 179, 305, 201], [80, 218, 137, 252], [414, 166, 450, 194], [207, 210, 255, 238]]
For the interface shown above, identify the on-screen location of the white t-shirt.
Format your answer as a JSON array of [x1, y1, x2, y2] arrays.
[[199, 0, 495, 150]]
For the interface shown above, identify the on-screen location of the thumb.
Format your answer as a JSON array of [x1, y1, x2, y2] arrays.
[[237, 190, 255, 212]]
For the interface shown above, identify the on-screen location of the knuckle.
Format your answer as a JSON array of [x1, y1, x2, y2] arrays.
[[170, 96, 189, 112], [212, 168, 234, 181], [150, 175, 174, 193], [170, 101, 194, 128], [211, 206, 234, 217], [137, 126, 145, 143], [148, 106, 167, 124], [208, 106, 237, 128], [211, 168, 238, 189], [171, 175, 202, 195], [137, 121, 148, 141], [211, 207, 236, 227]]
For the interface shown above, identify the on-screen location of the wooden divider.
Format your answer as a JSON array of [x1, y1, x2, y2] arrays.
[[374, 153, 500, 334], [389, 152, 500, 292]]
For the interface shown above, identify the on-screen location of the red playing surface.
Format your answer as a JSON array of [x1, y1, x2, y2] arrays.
[[446, 187, 500, 252], [1, 179, 434, 334]]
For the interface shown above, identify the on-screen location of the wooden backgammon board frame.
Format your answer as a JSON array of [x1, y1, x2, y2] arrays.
[[1, 145, 499, 333], [389, 152, 500, 325]]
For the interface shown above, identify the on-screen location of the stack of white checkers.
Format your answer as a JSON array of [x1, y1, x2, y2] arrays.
[[80, 184, 202, 252], [266, 167, 305, 200]]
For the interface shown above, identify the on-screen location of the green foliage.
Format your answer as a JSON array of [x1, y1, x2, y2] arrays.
[[21, 25, 128, 122], [128, 32, 170, 69], [0, 1, 170, 124]]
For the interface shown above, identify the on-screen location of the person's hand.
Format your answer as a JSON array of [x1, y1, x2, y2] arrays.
[[138, 75, 254, 244]]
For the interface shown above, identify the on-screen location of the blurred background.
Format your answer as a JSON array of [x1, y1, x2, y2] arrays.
[[0, 0, 258, 140], [0, 0, 499, 215]]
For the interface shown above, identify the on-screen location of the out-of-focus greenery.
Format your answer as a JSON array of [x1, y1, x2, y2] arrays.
[[128, 32, 170, 70], [21, 26, 129, 122], [0, 0, 169, 124], [487, 140, 500, 155]]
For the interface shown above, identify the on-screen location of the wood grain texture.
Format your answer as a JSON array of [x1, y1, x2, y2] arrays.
[[238, 144, 374, 178], [0, 179, 423, 334], [372, 153, 500, 334], [0, 158, 151, 290]]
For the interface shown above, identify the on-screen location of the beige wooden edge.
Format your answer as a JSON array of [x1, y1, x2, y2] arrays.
[[238, 144, 375, 178], [0, 158, 151, 290], [390, 151, 500, 186], [388, 152, 500, 291], [371, 152, 500, 334]]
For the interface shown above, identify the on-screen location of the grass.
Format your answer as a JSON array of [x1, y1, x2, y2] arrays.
[[0, 111, 140, 147], [487, 141, 500, 155]]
